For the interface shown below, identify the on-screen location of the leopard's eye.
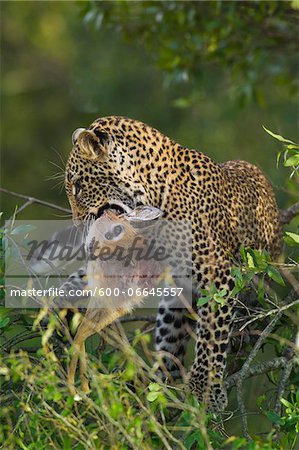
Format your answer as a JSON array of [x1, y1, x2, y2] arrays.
[[72, 180, 81, 197]]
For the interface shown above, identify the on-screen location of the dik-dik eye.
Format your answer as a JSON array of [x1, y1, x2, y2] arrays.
[[72, 180, 82, 197], [113, 225, 124, 237]]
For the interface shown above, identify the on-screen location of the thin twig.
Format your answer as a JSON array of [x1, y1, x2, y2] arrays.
[[239, 298, 298, 331], [0, 187, 71, 213], [14, 200, 34, 216], [119, 315, 156, 323]]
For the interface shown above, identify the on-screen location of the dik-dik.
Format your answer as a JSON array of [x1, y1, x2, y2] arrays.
[[67, 205, 163, 394]]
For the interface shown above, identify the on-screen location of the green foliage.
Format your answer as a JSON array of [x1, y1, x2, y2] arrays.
[[197, 284, 228, 308], [1, 324, 298, 449], [264, 389, 299, 450], [237, 248, 285, 290], [0, 337, 222, 450], [284, 232, 299, 247], [197, 247, 286, 310], [263, 126, 299, 177], [84, 1, 298, 105]]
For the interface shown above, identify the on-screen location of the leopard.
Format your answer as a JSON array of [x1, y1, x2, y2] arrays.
[[65, 115, 282, 411]]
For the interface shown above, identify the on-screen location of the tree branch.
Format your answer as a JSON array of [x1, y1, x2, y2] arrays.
[[0, 187, 71, 214], [280, 202, 299, 225], [274, 358, 294, 415], [225, 357, 287, 390], [232, 312, 282, 439]]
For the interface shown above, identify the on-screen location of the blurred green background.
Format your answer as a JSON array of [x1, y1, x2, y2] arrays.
[[1, 1, 298, 221]]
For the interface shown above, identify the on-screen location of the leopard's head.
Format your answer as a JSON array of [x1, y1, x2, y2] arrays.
[[65, 124, 137, 224]]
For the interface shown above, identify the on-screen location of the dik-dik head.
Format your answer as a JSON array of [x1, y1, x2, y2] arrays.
[[85, 205, 163, 256], [85, 205, 164, 309]]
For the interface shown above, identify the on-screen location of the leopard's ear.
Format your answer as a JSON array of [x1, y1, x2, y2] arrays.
[[72, 128, 86, 146], [74, 128, 110, 161]]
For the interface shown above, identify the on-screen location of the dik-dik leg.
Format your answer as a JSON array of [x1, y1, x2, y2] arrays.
[[67, 307, 127, 394]]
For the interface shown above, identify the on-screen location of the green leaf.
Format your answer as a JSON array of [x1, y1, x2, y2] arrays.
[[184, 430, 204, 450], [218, 288, 227, 297], [276, 149, 282, 168], [148, 382, 161, 392], [197, 296, 210, 307], [267, 265, 285, 286], [109, 402, 124, 419], [147, 391, 159, 402], [284, 154, 299, 167], [11, 224, 36, 235], [239, 246, 247, 262], [247, 253, 255, 269], [53, 391, 62, 402], [257, 394, 266, 408], [263, 126, 296, 145], [212, 287, 228, 306], [266, 410, 284, 425], [123, 361, 135, 380], [280, 398, 293, 408], [62, 435, 72, 450], [0, 317, 10, 328], [284, 232, 299, 245]]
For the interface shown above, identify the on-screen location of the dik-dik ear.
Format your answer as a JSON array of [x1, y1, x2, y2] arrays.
[[72, 127, 110, 161], [125, 206, 164, 227]]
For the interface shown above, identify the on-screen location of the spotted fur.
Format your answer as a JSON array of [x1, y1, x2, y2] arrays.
[[65, 116, 282, 410]]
